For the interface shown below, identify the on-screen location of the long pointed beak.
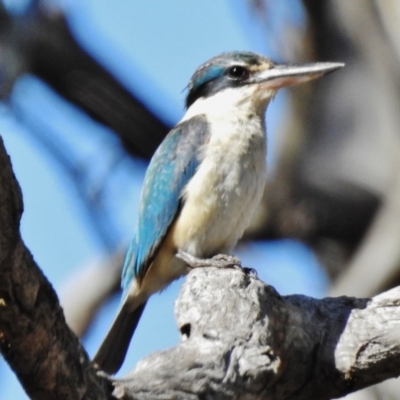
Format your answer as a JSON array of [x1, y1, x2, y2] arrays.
[[252, 62, 345, 89]]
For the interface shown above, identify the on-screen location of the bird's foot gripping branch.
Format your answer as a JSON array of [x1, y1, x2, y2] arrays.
[[176, 251, 242, 270]]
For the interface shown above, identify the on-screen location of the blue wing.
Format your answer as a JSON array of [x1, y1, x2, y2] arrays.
[[122, 115, 209, 290]]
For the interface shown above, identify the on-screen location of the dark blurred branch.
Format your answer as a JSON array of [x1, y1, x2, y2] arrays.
[[1, 0, 170, 159], [0, 0, 172, 252], [246, 0, 400, 286], [30, 10, 169, 159], [245, 0, 381, 259], [330, 156, 400, 298], [302, 0, 400, 289]]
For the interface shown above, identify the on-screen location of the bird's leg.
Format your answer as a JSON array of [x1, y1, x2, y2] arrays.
[[177, 251, 242, 270]]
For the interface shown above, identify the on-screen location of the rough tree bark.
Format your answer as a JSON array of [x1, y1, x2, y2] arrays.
[[1, 135, 400, 399], [113, 267, 400, 400], [0, 137, 111, 400]]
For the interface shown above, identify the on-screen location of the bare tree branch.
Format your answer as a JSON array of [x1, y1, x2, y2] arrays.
[[0, 136, 110, 400], [113, 267, 400, 400], [2, 1, 170, 159], [330, 157, 400, 297], [60, 250, 124, 338]]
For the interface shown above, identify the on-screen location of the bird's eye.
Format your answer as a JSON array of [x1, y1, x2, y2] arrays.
[[228, 66, 248, 80]]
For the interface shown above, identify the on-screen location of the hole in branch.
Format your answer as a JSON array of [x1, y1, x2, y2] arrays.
[[180, 323, 191, 339]]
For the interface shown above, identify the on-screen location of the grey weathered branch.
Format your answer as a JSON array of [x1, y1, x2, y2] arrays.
[[113, 267, 400, 400]]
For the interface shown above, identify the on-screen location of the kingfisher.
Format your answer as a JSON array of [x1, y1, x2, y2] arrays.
[[93, 51, 343, 374]]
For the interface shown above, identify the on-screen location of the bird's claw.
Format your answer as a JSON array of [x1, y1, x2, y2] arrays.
[[177, 251, 242, 271], [209, 254, 242, 269]]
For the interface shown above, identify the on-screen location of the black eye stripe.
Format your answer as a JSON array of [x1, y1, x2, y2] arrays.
[[186, 64, 252, 108], [228, 66, 248, 79]]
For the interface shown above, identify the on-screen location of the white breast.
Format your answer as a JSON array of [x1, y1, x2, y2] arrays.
[[172, 90, 267, 257]]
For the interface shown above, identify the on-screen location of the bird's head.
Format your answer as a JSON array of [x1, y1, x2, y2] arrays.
[[185, 51, 344, 115]]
